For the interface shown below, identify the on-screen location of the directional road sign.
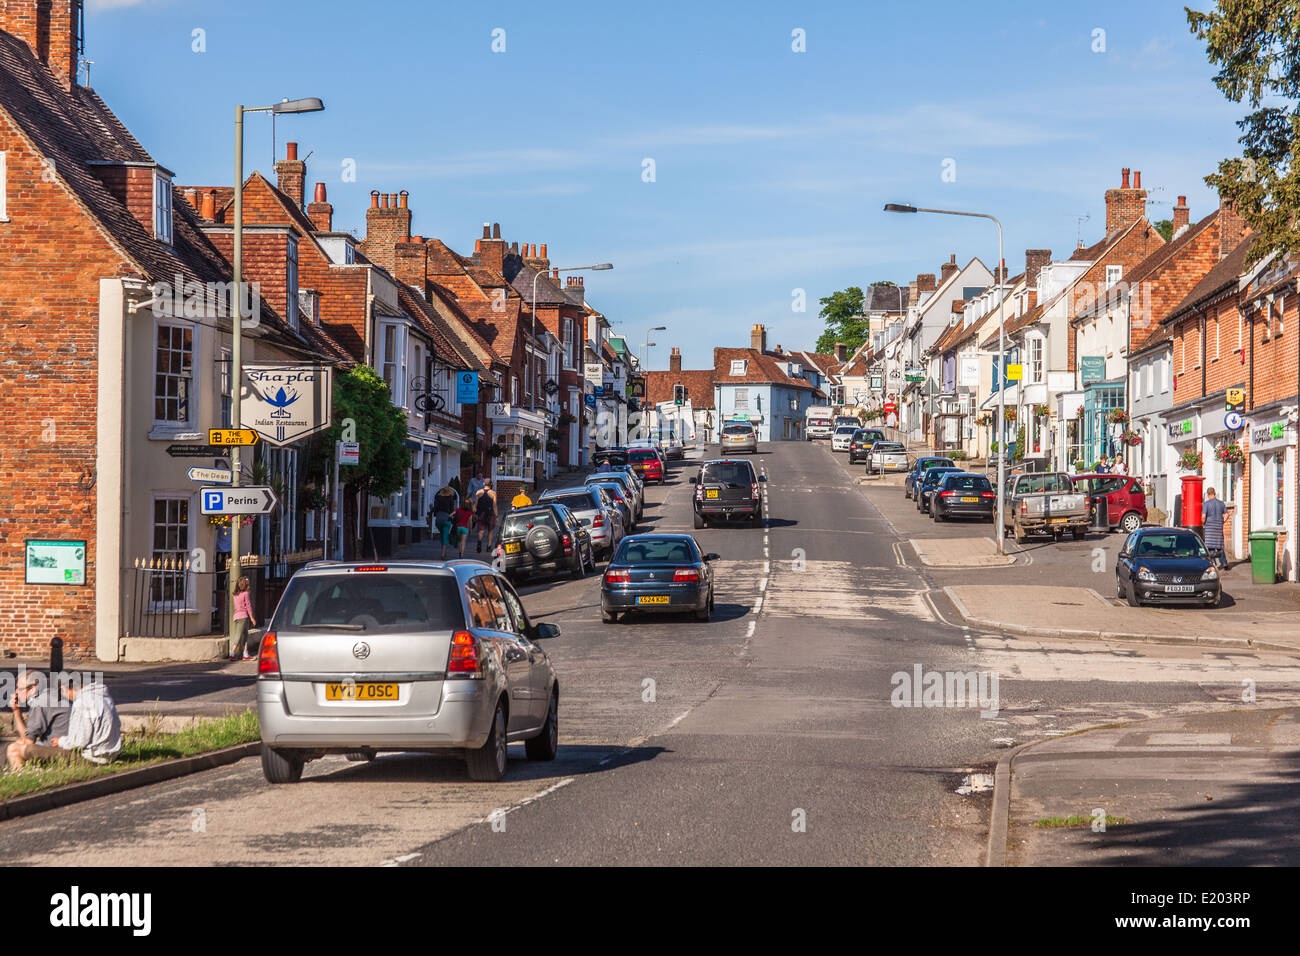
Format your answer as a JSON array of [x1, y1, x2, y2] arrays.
[[167, 444, 230, 458], [199, 486, 278, 516], [208, 428, 259, 446], [187, 467, 234, 484]]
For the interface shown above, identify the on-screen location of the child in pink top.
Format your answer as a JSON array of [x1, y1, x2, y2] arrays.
[[230, 576, 257, 660]]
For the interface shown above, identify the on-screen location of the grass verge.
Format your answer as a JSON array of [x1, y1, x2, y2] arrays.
[[0, 709, 258, 801], [1034, 814, 1131, 828]]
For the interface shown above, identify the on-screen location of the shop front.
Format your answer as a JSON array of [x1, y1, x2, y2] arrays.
[[1246, 412, 1297, 581], [1202, 417, 1245, 562]]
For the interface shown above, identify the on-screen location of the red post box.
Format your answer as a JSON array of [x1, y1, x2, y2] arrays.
[[1180, 474, 1205, 531]]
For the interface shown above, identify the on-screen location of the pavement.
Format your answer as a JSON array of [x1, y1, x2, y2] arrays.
[[912, 536, 1016, 568]]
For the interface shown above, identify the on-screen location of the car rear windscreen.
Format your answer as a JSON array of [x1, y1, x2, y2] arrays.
[[593, 483, 626, 501], [942, 475, 991, 491], [873, 442, 905, 452], [502, 510, 560, 535], [615, 538, 698, 564], [275, 573, 465, 633], [1018, 474, 1075, 493], [629, 449, 658, 462], [548, 493, 598, 512], [702, 462, 754, 485], [722, 423, 753, 434], [594, 451, 628, 465], [918, 458, 954, 470]]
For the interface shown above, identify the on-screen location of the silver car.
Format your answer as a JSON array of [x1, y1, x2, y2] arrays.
[[720, 421, 758, 454], [541, 485, 625, 556], [831, 425, 859, 452], [585, 470, 642, 521], [257, 560, 560, 784], [868, 441, 909, 474]]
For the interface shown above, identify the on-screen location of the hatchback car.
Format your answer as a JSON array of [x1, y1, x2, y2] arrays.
[[257, 560, 561, 784], [601, 534, 718, 623], [496, 503, 595, 581], [1115, 527, 1220, 608], [720, 421, 758, 455], [627, 446, 665, 484], [830, 425, 859, 452], [867, 440, 909, 475], [1072, 473, 1148, 533], [916, 466, 966, 514], [692, 458, 766, 527], [584, 470, 642, 521], [930, 472, 996, 522], [905, 457, 955, 500], [589, 481, 635, 535], [539, 485, 624, 557], [847, 429, 886, 464]]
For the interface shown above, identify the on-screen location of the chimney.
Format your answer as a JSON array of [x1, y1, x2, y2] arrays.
[[916, 273, 937, 294], [1172, 195, 1189, 234], [307, 182, 333, 232], [477, 221, 505, 273], [834, 342, 847, 363], [669, 346, 682, 374], [750, 323, 767, 353], [2, 0, 77, 90], [940, 253, 959, 285], [1024, 249, 1051, 290], [908, 279, 918, 307], [275, 142, 306, 208], [1104, 165, 1147, 236], [1219, 195, 1248, 260], [359, 187, 413, 272], [393, 235, 428, 287]]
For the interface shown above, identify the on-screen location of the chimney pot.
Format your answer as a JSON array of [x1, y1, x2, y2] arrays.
[[313, 182, 327, 203], [399, 190, 409, 208], [370, 190, 381, 209], [492, 223, 501, 239], [950, 253, 957, 264], [475, 239, 483, 253], [483, 223, 491, 239], [1178, 195, 1187, 205], [1133, 170, 1141, 190], [381, 193, 390, 209], [286, 142, 298, 160], [200, 190, 217, 220], [1122, 167, 1131, 189], [552, 267, 559, 279], [539, 243, 547, 258]]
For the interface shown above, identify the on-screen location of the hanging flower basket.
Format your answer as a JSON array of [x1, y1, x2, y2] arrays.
[[1214, 442, 1246, 465], [1108, 408, 1130, 425], [1003, 407, 1017, 421], [974, 414, 991, 427], [207, 514, 255, 529], [1120, 429, 1143, 447], [1178, 448, 1203, 473], [486, 443, 506, 459], [1032, 403, 1050, 418], [522, 435, 543, 452]]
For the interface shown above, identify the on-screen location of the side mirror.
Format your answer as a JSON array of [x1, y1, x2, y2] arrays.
[[704, 553, 720, 562], [533, 622, 561, 640], [758, 475, 768, 482]]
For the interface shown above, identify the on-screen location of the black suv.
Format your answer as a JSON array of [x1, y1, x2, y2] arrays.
[[496, 503, 595, 581], [691, 458, 767, 528]]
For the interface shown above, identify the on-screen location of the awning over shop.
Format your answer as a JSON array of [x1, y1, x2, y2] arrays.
[[980, 384, 1018, 411]]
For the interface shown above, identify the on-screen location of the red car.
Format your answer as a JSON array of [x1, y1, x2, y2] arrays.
[[627, 447, 665, 485], [1070, 473, 1147, 534]]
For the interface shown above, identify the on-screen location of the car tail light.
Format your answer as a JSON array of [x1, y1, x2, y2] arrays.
[[354, 566, 387, 572], [1020, 501, 1028, 514], [980, 492, 995, 498], [593, 514, 604, 528], [940, 490, 956, 497], [605, 568, 630, 584], [447, 630, 480, 675], [673, 568, 699, 582], [258, 632, 280, 676], [695, 485, 704, 500], [561, 532, 572, 552]]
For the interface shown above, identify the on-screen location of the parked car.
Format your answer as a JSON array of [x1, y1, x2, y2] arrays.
[[1115, 527, 1220, 608], [847, 429, 887, 464], [663, 435, 685, 459], [720, 421, 758, 455], [692, 457, 766, 528], [592, 448, 629, 469], [1001, 471, 1090, 542], [539, 485, 625, 557], [256, 560, 561, 784], [916, 466, 966, 514], [601, 533, 718, 623], [904, 456, 955, 500], [930, 472, 997, 522], [590, 481, 636, 536], [830, 425, 859, 452], [584, 470, 642, 521], [1072, 473, 1148, 534], [627, 446, 665, 484], [497, 503, 595, 581], [867, 440, 909, 475]]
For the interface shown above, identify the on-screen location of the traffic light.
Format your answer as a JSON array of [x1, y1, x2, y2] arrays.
[[673, 384, 686, 405]]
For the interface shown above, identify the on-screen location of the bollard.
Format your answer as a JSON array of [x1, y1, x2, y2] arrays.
[[49, 636, 63, 673]]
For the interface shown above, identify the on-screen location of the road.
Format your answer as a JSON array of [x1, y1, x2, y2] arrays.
[[6, 441, 1300, 865]]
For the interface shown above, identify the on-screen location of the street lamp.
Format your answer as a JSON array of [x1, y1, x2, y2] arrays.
[[229, 96, 324, 639], [643, 325, 666, 369], [885, 202, 1008, 554], [531, 263, 613, 410]]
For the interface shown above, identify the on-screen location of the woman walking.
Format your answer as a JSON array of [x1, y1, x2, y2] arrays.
[[432, 482, 458, 559], [230, 576, 257, 661], [474, 478, 498, 553], [453, 499, 474, 558]]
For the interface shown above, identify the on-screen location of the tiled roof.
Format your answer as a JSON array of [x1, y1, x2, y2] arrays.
[[865, 283, 909, 312], [1164, 235, 1254, 325], [713, 347, 820, 392], [643, 369, 716, 409]]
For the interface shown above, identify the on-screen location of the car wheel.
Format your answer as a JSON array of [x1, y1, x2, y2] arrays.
[[601, 606, 618, 624], [693, 511, 705, 529], [570, 549, 586, 579], [1116, 576, 1125, 599], [261, 744, 304, 784], [344, 750, 375, 763], [1072, 528, 1086, 541], [1013, 521, 1029, 545], [1125, 582, 1142, 608], [525, 691, 559, 761], [933, 506, 944, 522], [1119, 511, 1142, 534], [466, 700, 508, 782]]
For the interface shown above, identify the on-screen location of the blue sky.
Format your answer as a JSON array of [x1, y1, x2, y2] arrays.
[[86, 0, 1244, 370]]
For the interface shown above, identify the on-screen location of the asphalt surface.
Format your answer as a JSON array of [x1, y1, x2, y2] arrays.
[[6, 441, 1300, 866]]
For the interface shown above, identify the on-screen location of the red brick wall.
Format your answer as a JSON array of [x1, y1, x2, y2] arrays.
[[1066, 220, 1166, 371], [0, 114, 133, 658]]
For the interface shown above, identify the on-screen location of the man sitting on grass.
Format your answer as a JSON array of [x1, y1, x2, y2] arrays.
[[7, 671, 70, 760], [6, 677, 121, 771]]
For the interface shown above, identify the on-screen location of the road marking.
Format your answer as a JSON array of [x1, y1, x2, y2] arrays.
[[762, 560, 770, 574], [380, 852, 422, 867], [474, 776, 576, 822], [666, 709, 691, 730]]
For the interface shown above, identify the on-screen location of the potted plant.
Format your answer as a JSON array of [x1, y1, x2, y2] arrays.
[[975, 414, 991, 427], [1032, 403, 1050, 418], [1178, 448, 1204, 473], [1215, 442, 1246, 465], [1073, 460, 1088, 473], [1120, 429, 1143, 447], [1108, 408, 1130, 425], [486, 443, 506, 459], [1004, 407, 1017, 421], [522, 435, 543, 453]]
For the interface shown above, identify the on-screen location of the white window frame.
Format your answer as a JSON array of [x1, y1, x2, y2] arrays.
[[1028, 335, 1044, 384], [148, 493, 194, 611], [286, 236, 299, 331], [379, 321, 409, 406], [0, 151, 7, 221], [1278, 294, 1286, 338], [1105, 264, 1122, 288], [511, 375, 518, 405], [562, 319, 574, 369], [153, 171, 173, 245], [219, 347, 232, 428], [730, 359, 747, 376], [1237, 308, 1244, 352], [1160, 358, 1170, 393], [1214, 313, 1220, 360], [734, 388, 749, 409], [153, 319, 195, 426]]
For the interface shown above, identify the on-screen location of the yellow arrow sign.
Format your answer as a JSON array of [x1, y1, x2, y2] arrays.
[[208, 428, 259, 446]]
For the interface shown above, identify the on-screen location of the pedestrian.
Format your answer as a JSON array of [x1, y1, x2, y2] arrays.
[[453, 500, 474, 558], [474, 478, 498, 553], [511, 487, 533, 509], [1202, 487, 1232, 569], [466, 471, 485, 505], [1096, 455, 1110, 474], [1114, 456, 1128, 476], [7, 677, 121, 770], [6, 671, 70, 769], [229, 575, 257, 660], [432, 481, 458, 559]]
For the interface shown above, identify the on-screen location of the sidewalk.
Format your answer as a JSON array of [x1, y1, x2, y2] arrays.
[[1001, 707, 1300, 865], [911, 537, 1016, 568]]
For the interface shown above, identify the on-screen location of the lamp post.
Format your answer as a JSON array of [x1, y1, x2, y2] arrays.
[[531, 263, 613, 411], [229, 97, 323, 641], [643, 325, 666, 370], [884, 202, 1007, 554]]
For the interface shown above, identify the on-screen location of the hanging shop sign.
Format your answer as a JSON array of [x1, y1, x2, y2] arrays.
[[241, 364, 332, 447]]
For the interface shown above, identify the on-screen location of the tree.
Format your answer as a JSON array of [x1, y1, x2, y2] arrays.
[[1154, 219, 1174, 241], [813, 286, 867, 353], [1188, 2, 1300, 262], [305, 365, 410, 499]]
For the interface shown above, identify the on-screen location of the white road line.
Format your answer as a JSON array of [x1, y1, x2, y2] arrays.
[[762, 560, 770, 574], [745, 619, 756, 639], [380, 852, 422, 867], [666, 709, 691, 730], [475, 776, 577, 824]]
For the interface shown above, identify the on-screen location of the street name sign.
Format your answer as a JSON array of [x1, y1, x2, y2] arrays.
[[199, 486, 278, 516], [167, 444, 230, 458], [338, 441, 360, 465], [187, 467, 233, 484], [208, 428, 259, 446]]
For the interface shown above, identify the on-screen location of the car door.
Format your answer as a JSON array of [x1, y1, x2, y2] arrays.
[[472, 574, 534, 732], [495, 574, 550, 725]]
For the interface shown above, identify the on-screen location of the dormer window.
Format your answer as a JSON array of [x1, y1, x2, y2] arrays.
[[153, 171, 173, 245], [729, 359, 747, 376]]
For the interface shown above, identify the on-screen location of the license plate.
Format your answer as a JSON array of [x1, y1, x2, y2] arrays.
[[961, 496, 978, 503], [637, 595, 670, 605], [1165, 585, 1194, 593], [1049, 517, 1067, 524], [325, 682, 399, 701], [505, 542, 521, 554], [705, 489, 719, 498]]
